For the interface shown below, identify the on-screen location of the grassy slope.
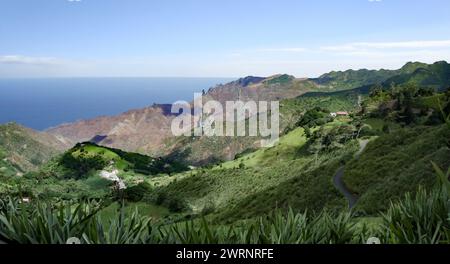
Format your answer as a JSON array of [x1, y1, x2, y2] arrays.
[[153, 89, 449, 222], [55, 142, 186, 177], [153, 128, 309, 210], [0, 147, 20, 177], [216, 127, 307, 169], [3, 142, 187, 199], [217, 145, 357, 222], [344, 125, 450, 214], [152, 126, 359, 222], [0, 123, 66, 174], [0, 123, 69, 195]]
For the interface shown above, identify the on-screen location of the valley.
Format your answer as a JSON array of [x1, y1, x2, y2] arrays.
[[1, 61, 450, 244]]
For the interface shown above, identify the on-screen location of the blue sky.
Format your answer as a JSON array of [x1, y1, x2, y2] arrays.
[[1, 0, 450, 77]]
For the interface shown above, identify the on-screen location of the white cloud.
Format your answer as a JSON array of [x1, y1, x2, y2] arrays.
[[0, 55, 60, 65], [321, 40, 450, 51], [256, 47, 307, 53], [2, 39, 450, 78]]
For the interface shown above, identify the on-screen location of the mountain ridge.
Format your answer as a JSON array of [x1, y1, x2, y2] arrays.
[[43, 61, 450, 165], [2, 61, 447, 168]]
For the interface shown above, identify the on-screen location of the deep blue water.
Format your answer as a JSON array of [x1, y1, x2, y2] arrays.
[[0, 78, 233, 130]]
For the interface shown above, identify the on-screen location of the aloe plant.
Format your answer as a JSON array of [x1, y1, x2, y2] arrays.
[[380, 127, 450, 244], [83, 208, 155, 244], [0, 199, 102, 244], [381, 184, 450, 244], [0, 199, 156, 244], [155, 209, 363, 244], [1, 182, 450, 244]]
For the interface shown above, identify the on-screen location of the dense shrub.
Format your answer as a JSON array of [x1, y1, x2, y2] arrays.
[[297, 107, 332, 128], [154, 189, 188, 213], [123, 183, 152, 202], [60, 151, 107, 179]]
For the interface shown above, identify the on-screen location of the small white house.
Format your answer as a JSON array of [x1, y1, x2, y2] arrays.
[[331, 111, 349, 117]]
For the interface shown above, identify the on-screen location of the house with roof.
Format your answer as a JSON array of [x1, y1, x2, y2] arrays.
[[330, 111, 349, 117]]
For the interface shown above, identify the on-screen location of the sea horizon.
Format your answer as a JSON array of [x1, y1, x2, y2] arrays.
[[0, 77, 234, 130]]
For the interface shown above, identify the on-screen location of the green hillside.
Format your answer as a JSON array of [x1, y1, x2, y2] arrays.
[[5, 83, 444, 228], [309, 61, 429, 91], [383, 61, 450, 91], [152, 111, 371, 221], [312, 68, 398, 91], [162, 61, 450, 167], [344, 125, 450, 214], [153, 84, 450, 223], [0, 148, 20, 178], [164, 91, 360, 166], [0, 142, 188, 200], [1, 61, 450, 244], [57, 142, 187, 179], [310, 61, 450, 94], [0, 123, 68, 175]]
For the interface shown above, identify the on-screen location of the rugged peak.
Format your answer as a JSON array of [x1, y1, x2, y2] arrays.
[[153, 104, 181, 116], [234, 76, 265, 87]]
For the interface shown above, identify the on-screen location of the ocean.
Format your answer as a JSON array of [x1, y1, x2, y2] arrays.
[[0, 78, 233, 130]]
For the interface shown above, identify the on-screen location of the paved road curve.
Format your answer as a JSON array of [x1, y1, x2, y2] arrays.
[[333, 140, 369, 209], [333, 166, 358, 209]]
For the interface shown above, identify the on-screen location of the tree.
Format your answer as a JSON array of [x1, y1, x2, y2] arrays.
[[351, 116, 363, 136], [304, 126, 312, 138], [60, 151, 107, 180], [382, 124, 391, 134], [400, 85, 417, 125], [123, 182, 152, 202], [369, 84, 384, 98], [417, 86, 435, 97]]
